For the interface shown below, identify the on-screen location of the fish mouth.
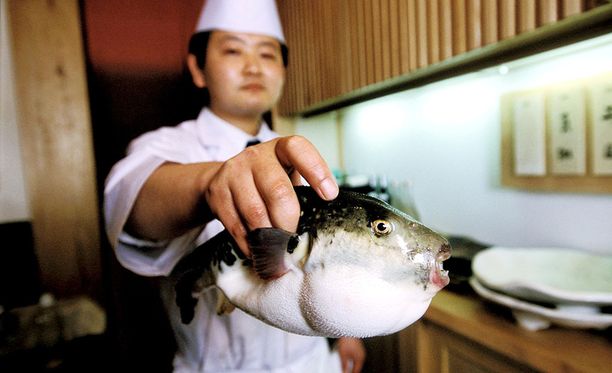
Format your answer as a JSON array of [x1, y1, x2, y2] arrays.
[[431, 243, 451, 288]]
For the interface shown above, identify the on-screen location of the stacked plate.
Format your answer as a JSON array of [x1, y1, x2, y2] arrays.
[[470, 247, 612, 331]]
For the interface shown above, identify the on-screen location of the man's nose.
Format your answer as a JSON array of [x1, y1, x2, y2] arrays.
[[244, 53, 262, 74]]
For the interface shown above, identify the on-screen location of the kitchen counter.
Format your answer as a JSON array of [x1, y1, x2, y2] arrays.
[[416, 290, 612, 373]]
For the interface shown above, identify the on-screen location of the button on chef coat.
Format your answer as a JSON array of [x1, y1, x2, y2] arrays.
[[104, 108, 341, 372]]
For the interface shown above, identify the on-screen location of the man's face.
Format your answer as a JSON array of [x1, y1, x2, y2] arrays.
[[202, 30, 285, 120]]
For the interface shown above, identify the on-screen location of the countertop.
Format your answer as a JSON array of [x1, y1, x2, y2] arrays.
[[423, 290, 612, 373]]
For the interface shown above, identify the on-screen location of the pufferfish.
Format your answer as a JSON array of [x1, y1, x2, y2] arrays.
[[171, 186, 451, 338]]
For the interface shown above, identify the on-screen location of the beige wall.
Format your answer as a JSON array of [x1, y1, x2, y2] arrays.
[[0, 0, 30, 223]]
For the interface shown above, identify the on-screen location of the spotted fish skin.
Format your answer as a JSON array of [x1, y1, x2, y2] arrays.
[[171, 186, 451, 337], [294, 187, 448, 289], [172, 230, 246, 323]]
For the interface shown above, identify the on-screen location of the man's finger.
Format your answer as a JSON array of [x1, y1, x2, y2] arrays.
[[209, 187, 250, 256], [252, 166, 300, 233], [274, 136, 338, 201]]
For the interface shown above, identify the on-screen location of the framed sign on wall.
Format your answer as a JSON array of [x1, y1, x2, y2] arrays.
[[501, 72, 612, 193]]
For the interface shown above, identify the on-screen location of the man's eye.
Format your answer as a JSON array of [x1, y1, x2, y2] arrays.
[[224, 48, 240, 55], [261, 53, 277, 59]]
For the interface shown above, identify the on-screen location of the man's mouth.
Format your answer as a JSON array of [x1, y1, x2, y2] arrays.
[[241, 83, 265, 91]]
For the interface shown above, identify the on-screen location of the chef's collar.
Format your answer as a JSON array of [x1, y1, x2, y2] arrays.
[[195, 108, 275, 151]]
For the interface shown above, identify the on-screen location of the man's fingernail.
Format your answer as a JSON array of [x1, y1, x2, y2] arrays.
[[319, 178, 338, 200]]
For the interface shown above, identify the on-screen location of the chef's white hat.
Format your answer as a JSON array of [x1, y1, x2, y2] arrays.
[[195, 0, 286, 44]]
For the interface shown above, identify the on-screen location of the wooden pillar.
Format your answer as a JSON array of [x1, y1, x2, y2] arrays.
[[7, 0, 101, 299]]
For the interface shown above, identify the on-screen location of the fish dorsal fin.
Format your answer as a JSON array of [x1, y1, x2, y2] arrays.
[[248, 228, 299, 280]]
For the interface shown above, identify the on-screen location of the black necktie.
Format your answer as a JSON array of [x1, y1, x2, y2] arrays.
[[245, 139, 261, 148]]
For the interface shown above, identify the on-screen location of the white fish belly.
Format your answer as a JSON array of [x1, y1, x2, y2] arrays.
[[216, 261, 318, 336], [301, 265, 433, 337]]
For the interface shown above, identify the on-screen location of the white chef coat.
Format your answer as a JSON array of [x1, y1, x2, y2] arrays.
[[104, 108, 341, 372]]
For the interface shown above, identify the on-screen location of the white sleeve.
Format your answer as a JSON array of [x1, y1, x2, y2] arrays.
[[103, 130, 206, 277], [114, 228, 201, 277], [102, 122, 226, 276], [103, 151, 165, 252]]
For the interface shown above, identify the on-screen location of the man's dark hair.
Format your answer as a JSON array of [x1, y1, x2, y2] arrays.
[[188, 31, 289, 69]]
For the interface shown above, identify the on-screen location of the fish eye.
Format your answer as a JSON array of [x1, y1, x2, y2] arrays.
[[371, 219, 393, 237]]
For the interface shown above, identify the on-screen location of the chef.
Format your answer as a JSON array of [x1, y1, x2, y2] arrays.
[[103, 0, 366, 371]]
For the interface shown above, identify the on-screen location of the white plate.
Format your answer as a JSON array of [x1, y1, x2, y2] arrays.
[[472, 247, 612, 306], [469, 277, 612, 331]]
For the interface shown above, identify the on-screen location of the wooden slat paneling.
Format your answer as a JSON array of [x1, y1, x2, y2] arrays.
[[398, 0, 409, 74], [293, 2, 302, 111], [416, 0, 428, 67], [321, 0, 334, 100], [482, 0, 498, 45], [466, 0, 482, 50], [277, 2, 293, 112], [439, 0, 453, 60], [452, 0, 467, 55], [356, 0, 368, 88], [427, 0, 440, 64], [389, 0, 401, 77], [338, 0, 353, 94], [561, 0, 583, 18], [276, 0, 604, 115], [315, 1, 326, 103], [538, 0, 559, 26], [346, 0, 355, 91], [407, 0, 418, 72], [518, 0, 537, 33], [499, 0, 517, 40], [296, 0, 307, 110], [380, 0, 392, 80], [304, 1, 321, 105], [364, 0, 375, 85], [372, 0, 383, 82]]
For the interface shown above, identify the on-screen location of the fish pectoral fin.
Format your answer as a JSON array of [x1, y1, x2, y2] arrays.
[[173, 267, 217, 325], [175, 270, 201, 324], [247, 227, 299, 280], [215, 289, 236, 315]]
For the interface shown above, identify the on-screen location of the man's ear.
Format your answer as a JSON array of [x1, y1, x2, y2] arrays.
[[187, 54, 206, 88]]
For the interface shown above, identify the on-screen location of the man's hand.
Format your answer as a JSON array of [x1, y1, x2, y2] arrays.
[[204, 135, 338, 255], [337, 337, 366, 373], [126, 136, 337, 251]]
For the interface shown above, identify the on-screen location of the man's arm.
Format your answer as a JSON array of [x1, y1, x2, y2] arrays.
[[126, 135, 339, 255]]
